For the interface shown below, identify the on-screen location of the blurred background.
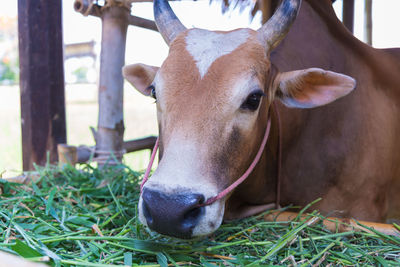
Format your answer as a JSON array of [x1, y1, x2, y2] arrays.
[[0, 0, 399, 176]]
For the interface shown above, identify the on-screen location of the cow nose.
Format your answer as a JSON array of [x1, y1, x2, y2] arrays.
[[141, 188, 205, 239]]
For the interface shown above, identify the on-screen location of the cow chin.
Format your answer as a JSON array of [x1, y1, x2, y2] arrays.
[[138, 181, 225, 239]]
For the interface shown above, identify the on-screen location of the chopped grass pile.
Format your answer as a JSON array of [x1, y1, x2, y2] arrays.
[[0, 164, 399, 266]]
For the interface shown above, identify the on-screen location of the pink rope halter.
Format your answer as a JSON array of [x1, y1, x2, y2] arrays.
[[140, 115, 272, 206]]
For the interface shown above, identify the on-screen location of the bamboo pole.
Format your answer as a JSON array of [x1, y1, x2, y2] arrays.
[[364, 0, 373, 45], [95, 5, 129, 167], [264, 211, 400, 237], [72, 0, 158, 167]]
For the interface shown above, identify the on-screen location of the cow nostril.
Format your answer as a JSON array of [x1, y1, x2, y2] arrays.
[[142, 201, 153, 226], [183, 206, 204, 223], [141, 188, 206, 238]]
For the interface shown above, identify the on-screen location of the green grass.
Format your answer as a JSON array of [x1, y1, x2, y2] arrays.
[[0, 164, 399, 266]]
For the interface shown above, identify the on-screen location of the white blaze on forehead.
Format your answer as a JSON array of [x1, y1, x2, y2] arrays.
[[185, 28, 251, 78]]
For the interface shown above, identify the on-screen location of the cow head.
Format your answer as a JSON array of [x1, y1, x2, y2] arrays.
[[123, 0, 356, 239]]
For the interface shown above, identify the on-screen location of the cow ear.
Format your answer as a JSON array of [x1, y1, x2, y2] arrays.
[[274, 68, 356, 108], [122, 63, 159, 96]]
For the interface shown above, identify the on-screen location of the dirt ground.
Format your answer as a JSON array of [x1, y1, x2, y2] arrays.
[[0, 83, 157, 177]]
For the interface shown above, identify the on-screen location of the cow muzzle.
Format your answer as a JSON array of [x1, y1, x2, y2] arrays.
[[141, 188, 205, 239]]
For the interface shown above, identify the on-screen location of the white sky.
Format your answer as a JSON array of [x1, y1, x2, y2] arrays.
[[1, 0, 399, 67]]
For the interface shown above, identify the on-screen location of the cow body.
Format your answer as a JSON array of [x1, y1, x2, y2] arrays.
[[227, 0, 400, 222], [124, 0, 400, 238]]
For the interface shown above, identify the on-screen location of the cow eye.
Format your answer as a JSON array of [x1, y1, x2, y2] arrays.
[[241, 90, 265, 111], [147, 85, 156, 99]]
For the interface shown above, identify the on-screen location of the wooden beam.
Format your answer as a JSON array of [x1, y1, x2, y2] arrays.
[[65, 41, 96, 59], [73, 1, 158, 32], [18, 0, 66, 171], [342, 0, 355, 33], [124, 136, 157, 153], [56, 136, 157, 164]]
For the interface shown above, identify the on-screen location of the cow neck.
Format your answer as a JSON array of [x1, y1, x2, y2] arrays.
[[140, 103, 282, 209], [273, 101, 282, 208]]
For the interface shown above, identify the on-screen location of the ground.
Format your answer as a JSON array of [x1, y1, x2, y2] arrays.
[[0, 83, 157, 177]]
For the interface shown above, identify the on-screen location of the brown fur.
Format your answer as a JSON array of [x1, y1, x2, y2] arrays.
[[226, 0, 400, 222], [125, 0, 400, 227]]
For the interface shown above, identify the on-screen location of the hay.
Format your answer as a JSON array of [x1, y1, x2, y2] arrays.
[[0, 164, 399, 266]]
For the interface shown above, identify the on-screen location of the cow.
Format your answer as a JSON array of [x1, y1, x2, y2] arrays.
[[123, 0, 400, 239]]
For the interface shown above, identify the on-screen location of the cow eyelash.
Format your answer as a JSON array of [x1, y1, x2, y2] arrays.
[[240, 90, 265, 111], [147, 85, 156, 100]]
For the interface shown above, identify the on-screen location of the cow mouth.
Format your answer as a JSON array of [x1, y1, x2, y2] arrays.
[[138, 187, 225, 239]]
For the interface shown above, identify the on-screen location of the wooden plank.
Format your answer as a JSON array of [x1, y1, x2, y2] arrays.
[[342, 0, 355, 33], [18, 0, 66, 170]]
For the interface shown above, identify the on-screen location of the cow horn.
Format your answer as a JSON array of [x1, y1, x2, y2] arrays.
[[257, 0, 302, 52], [154, 0, 187, 45]]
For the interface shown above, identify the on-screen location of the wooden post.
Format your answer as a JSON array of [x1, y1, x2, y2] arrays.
[[364, 0, 373, 45], [18, 0, 66, 171], [96, 6, 129, 166], [342, 0, 355, 33], [57, 144, 78, 166]]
